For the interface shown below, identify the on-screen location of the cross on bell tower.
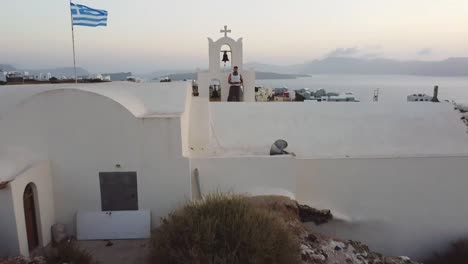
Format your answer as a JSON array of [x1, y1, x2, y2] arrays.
[[220, 25, 231, 37]]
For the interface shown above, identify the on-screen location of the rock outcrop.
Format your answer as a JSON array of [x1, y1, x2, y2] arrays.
[[249, 195, 420, 264], [0, 257, 45, 264]]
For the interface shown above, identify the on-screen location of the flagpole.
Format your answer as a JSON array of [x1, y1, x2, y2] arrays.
[[69, 0, 77, 83]]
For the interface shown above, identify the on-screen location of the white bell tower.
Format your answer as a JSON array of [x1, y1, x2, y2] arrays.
[[190, 27, 256, 150], [197, 26, 256, 102]]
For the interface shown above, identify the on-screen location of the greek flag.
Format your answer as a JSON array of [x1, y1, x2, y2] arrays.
[[70, 3, 108, 27]]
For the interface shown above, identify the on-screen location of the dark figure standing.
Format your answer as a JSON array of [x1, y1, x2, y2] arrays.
[[228, 66, 243, 102]]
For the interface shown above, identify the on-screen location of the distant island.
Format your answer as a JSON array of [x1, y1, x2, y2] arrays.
[[0, 64, 89, 77], [246, 57, 468, 76], [154, 72, 310, 81], [5, 57, 468, 79], [0, 64, 133, 82]]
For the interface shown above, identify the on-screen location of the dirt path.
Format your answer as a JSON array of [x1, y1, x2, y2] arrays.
[[77, 239, 150, 264]]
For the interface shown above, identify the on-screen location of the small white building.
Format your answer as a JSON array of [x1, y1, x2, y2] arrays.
[[88, 74, 103, 81], [1, 27, 468, 261], [0, 71, 6, 83], [34, 73, 52, 82]]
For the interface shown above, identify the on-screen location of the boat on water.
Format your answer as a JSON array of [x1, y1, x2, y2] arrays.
[[160, 77, 172, 82], [126, 76, 143, 83]]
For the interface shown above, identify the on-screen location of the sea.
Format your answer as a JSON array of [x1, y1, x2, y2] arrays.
[[255, 74, 468, 103]]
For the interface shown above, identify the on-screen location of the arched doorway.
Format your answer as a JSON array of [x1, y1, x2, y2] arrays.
[[210, 79, 221, 102], [23, 183, 39, 251]]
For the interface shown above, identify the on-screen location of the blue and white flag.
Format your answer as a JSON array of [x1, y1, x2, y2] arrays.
[[70, 3, 108, 27]]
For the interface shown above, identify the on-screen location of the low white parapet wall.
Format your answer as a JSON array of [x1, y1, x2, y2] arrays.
[[190, 155, 297, 199], [191, 153, 468, 261]]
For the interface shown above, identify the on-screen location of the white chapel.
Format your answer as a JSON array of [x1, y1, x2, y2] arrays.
[[1, 27, 468, 260]]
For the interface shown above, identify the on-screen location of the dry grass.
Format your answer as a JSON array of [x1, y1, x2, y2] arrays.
[[46, 241, 97, 264], [150, 194, 301, 264]]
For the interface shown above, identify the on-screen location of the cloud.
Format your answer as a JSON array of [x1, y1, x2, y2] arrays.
[[325, 47, 359, 58], [325, 47, 382, 59], [417, 48, 433, 56]]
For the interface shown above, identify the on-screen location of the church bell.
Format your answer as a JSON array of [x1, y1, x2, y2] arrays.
[[222, 51, 230, 65]]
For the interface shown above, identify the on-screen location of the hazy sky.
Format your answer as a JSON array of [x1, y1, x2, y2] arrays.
[[1, 0, 468, 73]]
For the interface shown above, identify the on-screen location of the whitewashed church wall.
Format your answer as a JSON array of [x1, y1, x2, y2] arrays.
[[296, 156, 468, 260], [0, 187, 20, 256], [139, 118, 191, 227], [180, 87, 192, 157], [188, 97, 211, 149], [239, 70, 256, 102], [0, 90, 142, 231], [10, 162, 54, 257], [208, 102, 468, 158], [0, 90, 190, 232], [190, 156, 296, 199]]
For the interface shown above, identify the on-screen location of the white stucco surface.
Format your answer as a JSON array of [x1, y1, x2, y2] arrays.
[[0, 187, 20, 256], [204, 102, 468, 158], [0, 82, 190, 118], [0, 148, 38, 183], [190, 156, 296, 198], [0, 85, 191, 234], [9, 161, 55, 257]]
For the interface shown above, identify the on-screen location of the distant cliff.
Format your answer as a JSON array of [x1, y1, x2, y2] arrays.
[[0, 64, 16, 71]]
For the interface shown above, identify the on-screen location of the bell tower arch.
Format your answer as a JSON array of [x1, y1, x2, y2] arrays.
[[197, 26, 255, 102], [208, 28, 244, 72]]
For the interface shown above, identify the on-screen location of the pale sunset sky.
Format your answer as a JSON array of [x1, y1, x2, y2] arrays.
[[1, 0, 468, 72]]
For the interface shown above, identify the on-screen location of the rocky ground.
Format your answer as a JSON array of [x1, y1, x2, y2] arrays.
[[0, 257, 46, 264], [250, 195, 421, 264], [2, 195, 421, 264]]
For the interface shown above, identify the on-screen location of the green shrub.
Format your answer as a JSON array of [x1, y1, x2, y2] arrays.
[[425, 240, 468, 264], [46, 241, 96, 264], [150, 194, 301, 264]]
